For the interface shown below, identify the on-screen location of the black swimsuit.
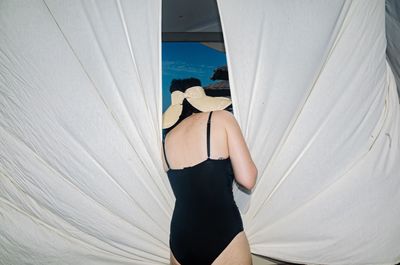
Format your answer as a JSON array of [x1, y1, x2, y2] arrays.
[[163, 111, 244, 265]]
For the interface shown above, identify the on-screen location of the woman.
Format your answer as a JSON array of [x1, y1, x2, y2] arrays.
[[161, 77, 258, 265]]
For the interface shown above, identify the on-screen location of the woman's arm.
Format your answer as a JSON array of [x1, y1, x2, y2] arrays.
[[220, 110, 258, 191]]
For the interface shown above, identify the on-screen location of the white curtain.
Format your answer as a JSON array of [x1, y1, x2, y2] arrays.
[[0, 1, 170, 264], [217, 0, 400, 264], [1, 1, 400, 265]]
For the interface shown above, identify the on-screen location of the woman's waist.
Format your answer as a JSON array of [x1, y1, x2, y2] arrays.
[[170, 204, 243, 234], [175, 196, 237, 209], [173, 200, 241, 220]]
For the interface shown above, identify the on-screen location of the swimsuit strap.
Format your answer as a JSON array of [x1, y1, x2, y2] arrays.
[[162, 139, 170, 169], [207, 111, 213, 158]]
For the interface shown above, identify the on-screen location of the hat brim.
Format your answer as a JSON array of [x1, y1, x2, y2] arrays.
[[162, 104, 183, 129], [187, 96, 231, 112], [162, 95, 232, 129]]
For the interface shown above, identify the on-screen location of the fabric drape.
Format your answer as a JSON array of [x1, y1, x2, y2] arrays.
[[0, 1, 169, 264], [1, 0, 399, 264], [217, 0, 400, 264]]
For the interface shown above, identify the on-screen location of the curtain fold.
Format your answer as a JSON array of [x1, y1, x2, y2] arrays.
[[217, 0, 400, 264], [0, 1, 170, 264], [1, 1, 400, 264]]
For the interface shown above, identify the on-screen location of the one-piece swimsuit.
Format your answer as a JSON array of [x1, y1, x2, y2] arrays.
[[162, 111, 244, 265]]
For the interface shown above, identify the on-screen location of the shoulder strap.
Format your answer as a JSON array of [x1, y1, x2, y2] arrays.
[[206, 111, 213, 158], [162, 139, 170, 169]]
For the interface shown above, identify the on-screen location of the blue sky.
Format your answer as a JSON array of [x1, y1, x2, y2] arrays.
[[162, 42, 227, 112]]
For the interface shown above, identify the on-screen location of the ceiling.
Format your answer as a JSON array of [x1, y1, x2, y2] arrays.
[[161, 0, 400, 93], [162, 0, 224, 42]]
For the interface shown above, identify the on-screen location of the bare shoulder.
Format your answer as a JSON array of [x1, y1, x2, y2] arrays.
[[213, 109, 241, 133], [213, 110, 257, 191], [214, 109, 234, 118], [213, 109, 237, 125]]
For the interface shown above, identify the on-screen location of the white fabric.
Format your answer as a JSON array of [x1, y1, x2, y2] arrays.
[[0, 1, 169, 264], [217, 0, 400, 264], [1, 0, 400, 265]]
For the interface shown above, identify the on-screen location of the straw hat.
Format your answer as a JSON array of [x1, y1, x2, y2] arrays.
[[162, 86, 232, 129]]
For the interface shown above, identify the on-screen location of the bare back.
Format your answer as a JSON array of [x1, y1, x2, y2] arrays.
[[162, 109, 257, 191], [162, 111, 229, 170]]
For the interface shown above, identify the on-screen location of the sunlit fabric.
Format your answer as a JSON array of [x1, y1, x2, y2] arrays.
[[1, 0, 399, 265], [0, 1, 170, 264], [217, 0, 400, 264]]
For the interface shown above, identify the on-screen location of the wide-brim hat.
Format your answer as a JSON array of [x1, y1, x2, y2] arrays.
[[162, 86, 232, 129]]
